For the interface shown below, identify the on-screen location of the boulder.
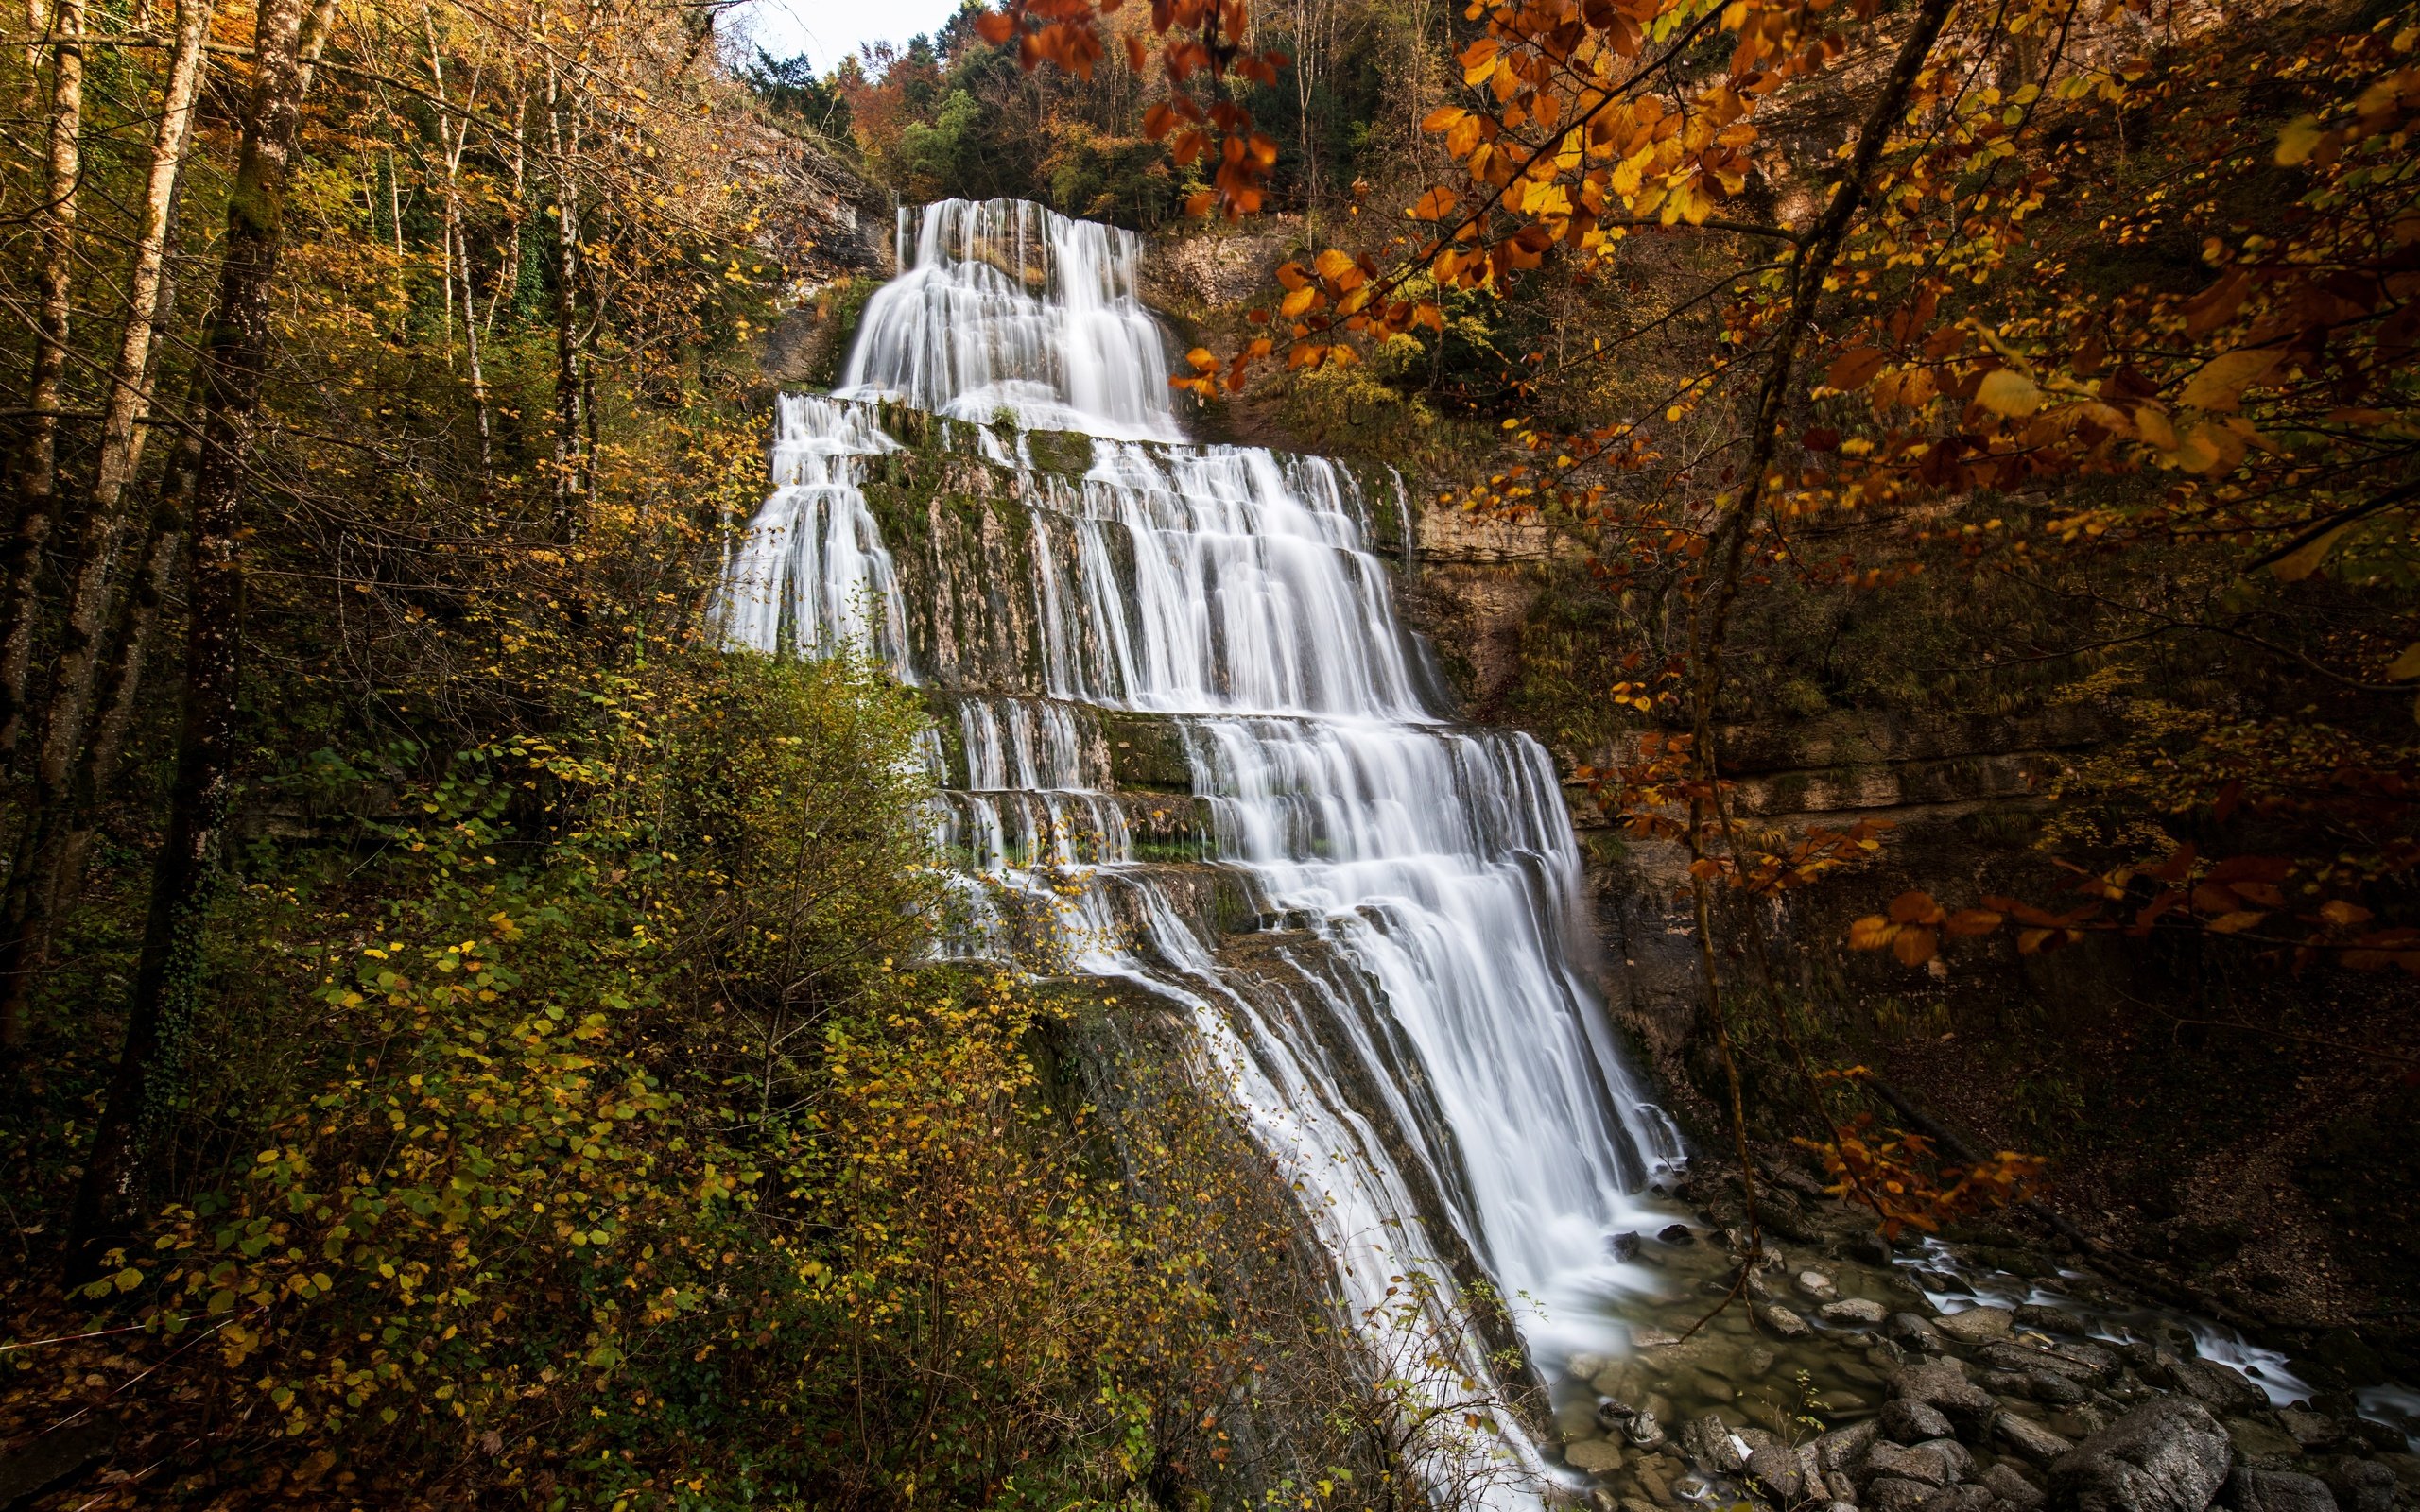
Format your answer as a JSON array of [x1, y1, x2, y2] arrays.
[[1568, 1351, 1612, 1383], [1871, 1479, 1945, 1512], [1827, 1298, 1893, 1328], [1892, 1314, 1950, 1354], [1757, 1302, 1815, 1341], [1660, 1223, 1697, 1245], [1881, 1401, 1958, 1445], [2220, 1469, 2337, 1512], [1937, 1308, 2017, 1346], [1985, 1464, 2049, 1511], [1816, 1420, 1883, 1474], [2027, 1371, 2090, 1408], [2276, 1411, 2342, 1452], [1750, 1443, 1809, 1503], [1799, 1270, 1843, 1303], [1998, 1414, 2078, 1467], [1568, 1438, 1626, 1474], [1920, 1437, 1979, 1483], [1923, 1486, 1997, 1512], [1608, 1231, 1645, 1262], [2046, 1399, 2232, 1512], [1683, 1414, 1750, 1475], [1893, 1362, 2001, 1444], [2014, 1305, 2076, 1335], [1982, 1341, 2121, 1386], [1598, 1399, 1640, 1433], [1864, 1441, 1957, 1489], [2143, 1351, 2269, 1418], [2317, 1460, 2394, 1512]]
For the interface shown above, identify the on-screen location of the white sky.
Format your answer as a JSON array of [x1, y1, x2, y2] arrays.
[[730, 0, 970, 71]]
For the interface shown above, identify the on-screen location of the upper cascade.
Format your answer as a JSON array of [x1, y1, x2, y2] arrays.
[[838, 198, 1184, 442]]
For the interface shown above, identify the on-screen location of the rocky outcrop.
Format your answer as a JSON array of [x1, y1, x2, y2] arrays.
[[2046, 1400, 2234, 1512]]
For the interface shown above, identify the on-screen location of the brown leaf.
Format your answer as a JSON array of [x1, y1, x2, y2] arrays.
[[1827, 346, 1885, 391]]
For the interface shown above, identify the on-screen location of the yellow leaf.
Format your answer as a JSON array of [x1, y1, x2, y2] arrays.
[[1423, 106, 1468, 134], [2270, 524, 2346, 581], [1313, 248, 1355, 282], [1977, 369, 2042, 418], [1280, 286, 1318, 318], [2274, 115, 2323, 166], [1409, 185, 1457, 220], [2388, 644, 2420, 680], [2178, 348, 2280, 413], [2133, 405, 2177, 449], [1460, 37, 1498, 85]]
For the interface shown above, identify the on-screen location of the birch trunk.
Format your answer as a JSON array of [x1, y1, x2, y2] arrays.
[[69, 0, 321, 1258], [0, 0, 86, 757], [0, 0, 216, 1049]]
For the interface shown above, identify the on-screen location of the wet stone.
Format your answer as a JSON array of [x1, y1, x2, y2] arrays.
[[1892, 1362, 2000, 1443], [1827, 1298, 1893, 1327], [1660, 1224, 1698, 1245], [1569, 1351, 1612, 1383], [2221, 1468, 2339, 1512], [1936, 1307, 2016, 1345], [1749, 1444, 1808, 1503], [1799, 1269, 1843, 1303], [1599, 1399, 1641, 1433], [1871, 1476, 1944, 1512], [1881, 1400, 1957, 1445], [1918, 1437, 1979, 1483], [1570, 1438, 1627, 1475], [1892, 1314, 1950, 1353], [2045, 1398, 2231, 1512], [2029, 1371, 2091, 1408], [1985, 1463, 2049, 1512], [1994, 1413, 2071, 1470], [1609, 1231, 1645, 1262], [1866, 1441, 1957, 1488], [2014, 1305, 2074, 1335], [1815, 1419, 1882, 1473], [2223, 1417, 2301, 1463], [1756, 1301, 1815, 1341], [2318, 1459, 2394, 1512], [1558, 1399, 1604, 1436], [1925, 1483, 1997, 1512]]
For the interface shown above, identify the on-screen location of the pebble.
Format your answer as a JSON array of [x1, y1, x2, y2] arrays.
[[1824, 1297, 1892, 1327], [1754, 1301, 1814, 1340]]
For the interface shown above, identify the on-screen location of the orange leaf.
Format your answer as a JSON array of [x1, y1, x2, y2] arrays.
[[1826, 346, 1885, 391], [1887, 889, 1944, 925], [1891, 927, 1938, 967]]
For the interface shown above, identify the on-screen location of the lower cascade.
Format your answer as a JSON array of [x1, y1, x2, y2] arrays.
[[718, 197, 1685, 1503]]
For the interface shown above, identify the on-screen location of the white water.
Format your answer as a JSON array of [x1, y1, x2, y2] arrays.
[[717, 198, 1687, 1503]]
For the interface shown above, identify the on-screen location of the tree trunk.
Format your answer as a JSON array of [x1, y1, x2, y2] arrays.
[[54, 455, 192, 927], [548, 69, 588, 539], [68, 0, 320, 1262], [0, 0, 216, 1050], [1, 0, 86, 759]]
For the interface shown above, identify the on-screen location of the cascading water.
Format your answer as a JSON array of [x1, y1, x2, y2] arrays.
[[717, 198, 1687, 1503]]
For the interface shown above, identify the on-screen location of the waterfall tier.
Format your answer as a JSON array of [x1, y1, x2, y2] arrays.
[[717, 198, 1687, 1504]]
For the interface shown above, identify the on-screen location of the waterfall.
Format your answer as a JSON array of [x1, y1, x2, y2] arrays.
[[718, 199, 1687, 1503]]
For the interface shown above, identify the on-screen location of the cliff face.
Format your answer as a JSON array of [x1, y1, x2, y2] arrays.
[[1398, 502, 2420, 1373]]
